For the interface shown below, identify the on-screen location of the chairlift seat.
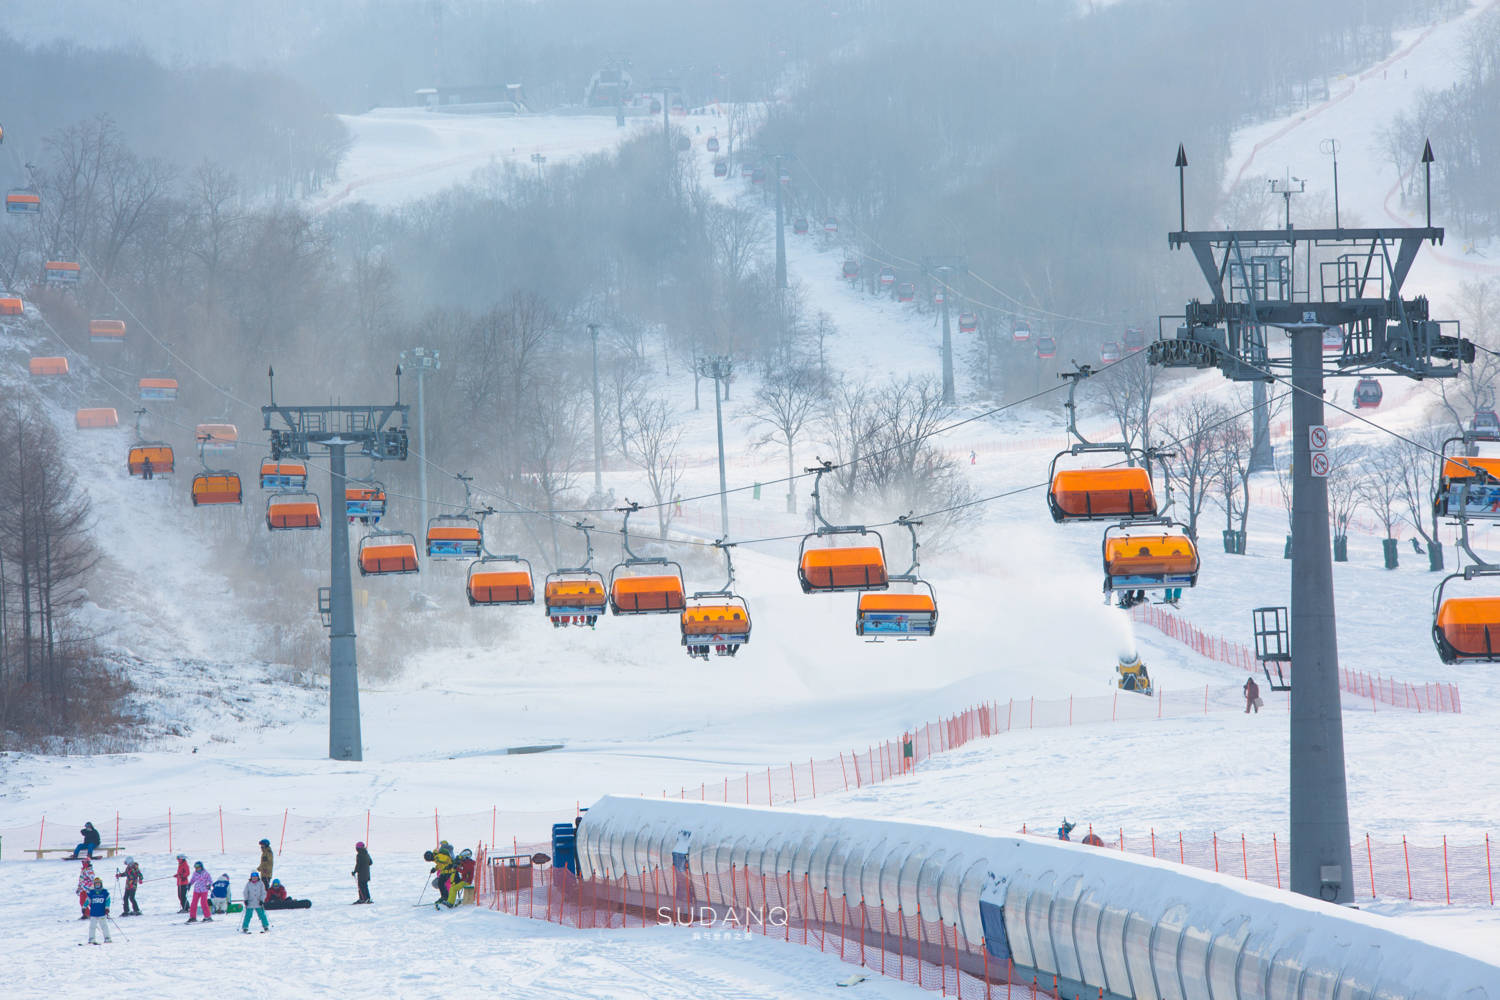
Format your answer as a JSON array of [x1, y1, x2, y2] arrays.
[[610, 574, 686, 614], [798, 546, 889, 593], [138, 377, 179, 401], [1103, 531, 1199, 590], [191, 473, 243, 506], [426, 521, 481, 558], [1048, 467, 1157, 522], [855, 591, 938, 637], [127, 445, 175, 477], [544, 576, 607, 615], [1435, 457, 1500, 519], [267, 493, 322, 531], [89, 319, 126, 343], [75, 408, 118, 429], [259, 460, 308, 491], [358, 536, 420, 576], [196, 424, 238, 452], [43, 261, 81, 283], [30, 356, 68, 376], [6, 189, 41, 214], [680, 603, 751, 642], [0, 295, 23, 316], [1434, 597, 1500, 663], [468, 568, 535, 606], [346, 485, 387, 522]]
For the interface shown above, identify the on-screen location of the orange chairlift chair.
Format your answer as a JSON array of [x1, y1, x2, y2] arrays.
[[797, 460, 889, 594], [138, 375, 179, 402], [1101, 519, 1200, 609], [681, 541, 751, 660], [89, 318, 126, 344], [75, 407, 118, 429], [426, 472, 481, 558], [345, 477, 387, 526], [29, 356, 68, 376], [1433, 435, 1500, 522], [465, 510, 536, 606], [195, 423, 238, 455], [266, 490, 322, 531], [358, 529, 421, 576], [608, 502, 686, 616], [42, 260, 81, 284], [190, 437, 242, 507], [126, 409, 174, 478], [543, 521, 607, 628], [855, 515, 937, 640], [1046, 366, 1159, 523], [259, 457, 308, 491], [1433, 568, 1500, 663]]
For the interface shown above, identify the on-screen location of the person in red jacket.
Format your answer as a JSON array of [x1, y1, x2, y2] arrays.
[[175, 855, 191, 913], [264, 879, 289, 905]]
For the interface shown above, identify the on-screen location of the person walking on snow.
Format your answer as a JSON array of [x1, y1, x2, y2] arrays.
[[257, 838, 274, 885], [1244, 676, 1261, 714], [241, 871, 270, 933], [175, 854, 191, 912], [211, 873, 231, 914], [85, 877, 112, 944], [116, 857, 143, 915], [186, 861, 214, 922], [69, 821, 102, 859], [352, 842, 373, 904], [77, 858, 97, 918]]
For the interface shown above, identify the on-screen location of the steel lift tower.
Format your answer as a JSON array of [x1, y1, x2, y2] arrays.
[[263, 367, 410, 762], [1150, 142, 1471, 903]]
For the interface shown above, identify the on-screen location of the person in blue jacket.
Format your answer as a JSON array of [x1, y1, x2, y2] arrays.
[[211, 873, 232, 914], [1057, 819, 1076, 841], [85, 878, 112, 945]]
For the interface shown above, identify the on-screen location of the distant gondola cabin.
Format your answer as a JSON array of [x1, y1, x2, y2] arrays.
[[89, 319, 126, 344], [43, 260, 81, 284]]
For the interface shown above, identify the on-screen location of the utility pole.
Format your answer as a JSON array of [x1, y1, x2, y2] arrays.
[[263, 367, 409, 761], [697, 356, 734, 538], [530, 152, 546, 180], [588, 323, 603, 496], [923, 256, 966, 405], [772, 153, 789, 290], [1320, 138, 1341, 229], [1152, 141, 1470, 905], [399, 347, 440, 534]]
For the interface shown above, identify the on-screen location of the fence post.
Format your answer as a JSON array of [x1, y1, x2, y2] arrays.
[[1366, 833, 1375, 899], [745, 772, 750, 804], [1273, 834, 1281, 889], [1241, 834, 1248, 879], [939, 912, 947, 997], [114, 812, 119, 851], [1029, 697, 1034, 729], [1158, 689, 1162, 719], [789, 763, 797, 804], [1212, 832, 1219, 873], [1112, 691, 1117, 722], [1178, 832, 1184, 865], [1403, 836, 1413, 900], [1487, 834, 1494, 907], [1443, 835, 1451, 905], [1150, 828, 1156, 858], [840, 753, 850, 791], [810, 759, 816, 799], [168, 808, 173, 855], [219, 806, 225, 854], [1068, 695, 1073, 726], [1007, 698, 1013, 731]]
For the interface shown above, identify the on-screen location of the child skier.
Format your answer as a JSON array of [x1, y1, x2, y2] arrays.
[[211, 872, 231, 914], [186, 861, 214, 922], [85, 877, 112, 945], [352, 842, 373, 904], [175, 854, 191, 912], [115, 857, 143, 915], [241, 871, 270, 933], [76, 858, 97, 918]]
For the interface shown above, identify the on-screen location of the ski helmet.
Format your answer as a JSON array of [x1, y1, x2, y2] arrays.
[[194, 861, 205, 869], [176, 853, 186, 860], [249, 872, 260, 879], [259, 838, 270, 846], [272, 878, 281, 886], [459, 849, 472, 860], [355, 841, 365, 849], [93, 877, 103, 886], [124, 857, 134, 865]]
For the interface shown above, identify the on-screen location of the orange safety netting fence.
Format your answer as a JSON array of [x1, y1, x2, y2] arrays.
[[475, 851, 1057, 1000], [1020, 828, 1498, 908], [1131, 604, 1461, 713]]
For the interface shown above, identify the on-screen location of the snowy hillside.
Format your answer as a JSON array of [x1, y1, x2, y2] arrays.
[[5, 4, 1500, 997]]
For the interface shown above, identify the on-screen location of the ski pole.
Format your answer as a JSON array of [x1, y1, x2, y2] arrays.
[[416, 870, 430, 907], [107, 915, 128, 942]]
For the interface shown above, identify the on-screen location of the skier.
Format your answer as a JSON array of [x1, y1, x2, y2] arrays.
[[116, 857, 143, 916], [257, 838, 274, 885], [1057, 819, 1076, 841], [211, 872, 231, 914], [1244, 676, 1261, 714], [352, 841, 373, 904], [68, 821, 101, 859], [426, 841, 457, 908], [186, 861, 214, 922], [241, 871, 270, 934], [85, 877, 112, 945], [76, 858, 97, 918], [174, 854, 191, 912], [142, 456, 153, 481]]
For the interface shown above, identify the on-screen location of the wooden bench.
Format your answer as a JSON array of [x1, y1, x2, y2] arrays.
[[26, 846, 122, 860]]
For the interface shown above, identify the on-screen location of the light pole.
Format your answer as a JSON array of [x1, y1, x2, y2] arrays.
[[399, 347, 440, 532], [588, 323, 603, 496], [923, 256, 965, 406], [531, 152, 546, 180], [697, 356, 734, 538], [1320, 138, 1341, 229], [770, 153, 792, 290]]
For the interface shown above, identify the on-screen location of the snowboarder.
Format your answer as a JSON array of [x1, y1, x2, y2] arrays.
[[265, 879, 289, 905], [77, 858, 97, 918], [352, 842, 373, 904], [68, 821, 101, 859], [174, 854, 191, 912], [116, 857, 143, 915], [186, 861, 214, 922], [211, 872, 231, 914], [969, 450, 976, 465], [142, 456, 153, 481], [1081, 829, 1105, 847], [85, 878, 112, 944], [257, 838, 274, 884], [1057, 819, 1076, 841], [240, 871, 270, 933], [1244, 676, 1261, 714]]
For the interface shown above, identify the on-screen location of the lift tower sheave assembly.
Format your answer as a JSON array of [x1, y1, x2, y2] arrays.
[[263, 367, 410, 762], [1149, 142, 1471, 905]]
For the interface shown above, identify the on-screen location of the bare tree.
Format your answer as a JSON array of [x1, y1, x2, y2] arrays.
[[818, 377, 877, 506], [1393, 423, 1451, 571], [705, 199, 768, 287], [1325, 444, 1365, 560], [623, 395, 686, 537], [1095, 354, 1157, 457], [810, 310, 837, 381], [1208, 408, 1253, 549], [1156, 396, 1226, 540], [747, 364, 824, 513], [1359, 443, 1405, 568]]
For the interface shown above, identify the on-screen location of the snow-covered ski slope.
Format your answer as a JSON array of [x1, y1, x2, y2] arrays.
[[6, 6, 1500, 995]]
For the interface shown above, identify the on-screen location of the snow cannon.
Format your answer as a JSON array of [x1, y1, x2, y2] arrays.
[[1115, 652, 1151, 695]]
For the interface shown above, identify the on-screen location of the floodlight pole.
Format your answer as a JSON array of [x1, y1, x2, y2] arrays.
[[588, 323, 604, 495], [698, 356, 734, 537], [772, 153, 788, 290], [923, 256, 965, 406], [400, 347, 440, 534]]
